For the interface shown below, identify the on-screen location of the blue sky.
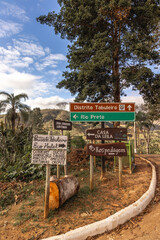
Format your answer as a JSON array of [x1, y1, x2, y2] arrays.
[[0, 0, 144, 109]]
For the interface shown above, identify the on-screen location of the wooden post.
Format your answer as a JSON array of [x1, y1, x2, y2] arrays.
[[119, 157, 122, 188], [44, 131, 51, 219], [93, 140, 96, 167], [57, 130, 63, 179], [90, 154, 94, 191], [90, 140, 94, 191], [101, 122, 105, 179], [134, 120, 137, 154], [61, 129, 67, 176]]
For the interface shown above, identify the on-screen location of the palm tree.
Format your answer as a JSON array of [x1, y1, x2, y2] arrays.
[[0, 92, 30, 133]]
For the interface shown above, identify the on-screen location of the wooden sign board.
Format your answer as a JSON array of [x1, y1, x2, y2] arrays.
[[32, 134, 67, 149], [70, 102, 135, 112], [32, 134, 67, 165], [70, 102, 135, 122], [87, 142, 127, 157], [86, 128, 127, 141], [54, 119, 72, 131], [32, 149, 66, 165]]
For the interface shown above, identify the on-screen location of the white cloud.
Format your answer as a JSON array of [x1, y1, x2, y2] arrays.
[[48, 70, 61, 75], [0, 46, 34, 69], [0, 72, 50, 98], [0, 71, 41, 89], [35, 53, 67, 71], [0, 37, 67, 99], [122, 95, 144, 105], [0, 1, 29, 22], [0, 19, 22, 38], [46, 54, 67, 61], [13, 39, 46, 57], [26, 96, 74, 110]]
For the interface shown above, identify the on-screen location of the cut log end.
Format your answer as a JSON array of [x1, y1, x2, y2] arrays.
[[49, 175, 80, 210], [49, 182, 59, 210]]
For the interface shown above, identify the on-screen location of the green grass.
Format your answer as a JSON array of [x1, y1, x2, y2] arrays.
[[14, 210, 36, 226]]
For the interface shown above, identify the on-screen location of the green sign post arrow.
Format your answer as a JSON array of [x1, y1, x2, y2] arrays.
[[70, 112, 135, 122]]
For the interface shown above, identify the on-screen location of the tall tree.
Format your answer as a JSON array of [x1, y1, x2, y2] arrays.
[[37, 0, 159, 103], [0, 92, 30, 133], [136, 103, 160, 154], [28, 108, 44, 133]]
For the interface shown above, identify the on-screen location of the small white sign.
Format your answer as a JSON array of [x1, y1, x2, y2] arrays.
[[31, 134, 67, 165], [32, 134, 67, 149], [32, 149, 67, 165]]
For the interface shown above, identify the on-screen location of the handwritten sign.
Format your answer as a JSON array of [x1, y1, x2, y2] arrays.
[[32, 149, 67, 165], [32, 134, 67, 149], [86, 128, 127, 141], [87, 142, 127, 157], [32, 134, 67, 165]]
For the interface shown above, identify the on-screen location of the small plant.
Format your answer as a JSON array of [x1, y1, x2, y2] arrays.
[[0, 190, 15, 209], [14, 210, 35, 226]]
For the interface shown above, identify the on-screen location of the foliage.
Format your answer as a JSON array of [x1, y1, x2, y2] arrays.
[[37, 1, 159, 103], [122, 68, 160, 104], [149, 137, 160, 154], [70, 136, 86, 149], [0, 92, 30, 133], [0, 124, 45, 181], [28, 108, 44, 133], [135, 103, 160, 154]]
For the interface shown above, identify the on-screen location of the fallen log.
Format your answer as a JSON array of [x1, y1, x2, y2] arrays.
[[49, 175, 80, 210]]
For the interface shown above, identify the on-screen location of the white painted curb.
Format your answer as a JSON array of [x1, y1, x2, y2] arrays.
[[42, 157, 156, 240]]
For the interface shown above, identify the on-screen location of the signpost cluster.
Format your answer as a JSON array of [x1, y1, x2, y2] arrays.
[[31, 120, 72, 219], [70, 102, 135, 190], [70, 102, 135, 122], [31, 101, 135, 218]]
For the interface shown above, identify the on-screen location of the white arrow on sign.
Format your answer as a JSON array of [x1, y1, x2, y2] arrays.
[[73, 114, 78, 119], [87, 133, 95, 136], [127, 105, 132, 111]]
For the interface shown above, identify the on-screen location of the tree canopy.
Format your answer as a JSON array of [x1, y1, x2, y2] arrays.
[[37, 0, 160, 103]]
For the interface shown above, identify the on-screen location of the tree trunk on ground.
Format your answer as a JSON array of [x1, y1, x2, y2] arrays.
[[49, 175, 80, 210]]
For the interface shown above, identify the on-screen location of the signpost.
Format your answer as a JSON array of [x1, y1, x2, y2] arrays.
[[53, 120, 72, 177], [31, 134, 67, 218], [87, 142, 127, 157], [70, 102, 135, 189], [70, 102, 135, 122], [87, 142, 127, 188], [32, 134, 67, 165], [86, 128, 127, 141], [54, 119, 72, 131]]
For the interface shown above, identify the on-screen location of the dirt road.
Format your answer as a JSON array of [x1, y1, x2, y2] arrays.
[[92, 155, 160, 240]]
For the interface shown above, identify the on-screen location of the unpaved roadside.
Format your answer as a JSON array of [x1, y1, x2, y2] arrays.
[[92, 155, 160, 240]]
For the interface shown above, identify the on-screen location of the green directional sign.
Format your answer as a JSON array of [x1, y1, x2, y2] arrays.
[[70, 112, 135, 122]]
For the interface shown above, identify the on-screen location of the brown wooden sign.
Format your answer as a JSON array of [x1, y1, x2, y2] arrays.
[[87, 142, 127, 157], [86, 128, 127, 141], [54, 119, 72, 131], [70, 102, 135, 112]]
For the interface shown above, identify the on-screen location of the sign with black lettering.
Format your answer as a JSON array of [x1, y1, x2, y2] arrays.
[[32, 134, 67, 149], [86, 128, 127, 141], [31, 134, 67, 165], [32, 149, 67, 165], [87, 142, 127, 157], [54, 119, 72, 130]]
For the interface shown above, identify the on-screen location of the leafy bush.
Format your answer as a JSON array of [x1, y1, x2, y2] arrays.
[[70, 136, 86, 149], [0, 125, 46, 181]]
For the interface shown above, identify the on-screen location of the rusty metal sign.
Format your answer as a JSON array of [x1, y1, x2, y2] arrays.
[[54, 119, 72, 130], [86, 128, 127, 141], [87, 142, 127, 157]]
